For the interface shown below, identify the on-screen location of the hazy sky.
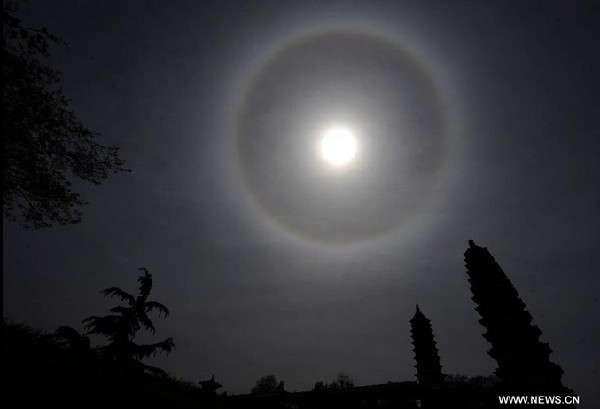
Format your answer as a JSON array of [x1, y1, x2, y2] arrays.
[[3, 1, 600, 406]]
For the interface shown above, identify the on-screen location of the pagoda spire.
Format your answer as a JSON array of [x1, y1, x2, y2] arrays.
[[410, 305, 444, 385], [464, 240, 564, 389]]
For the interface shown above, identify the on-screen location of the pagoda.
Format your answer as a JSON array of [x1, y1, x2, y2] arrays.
[[410, 305, 444, 385], [464, 240, 564, 390], [200, 374, 223, 393]]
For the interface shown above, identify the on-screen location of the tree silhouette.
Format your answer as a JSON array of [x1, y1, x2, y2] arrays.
[[313, 372, 355, 391], [251, 375, 285, 394], [2, 2, 128, 229], [443, 373, 499, 388], [83, 268, 174, 369], [313, 381, 328, 391], [328, 372, 354, 390]]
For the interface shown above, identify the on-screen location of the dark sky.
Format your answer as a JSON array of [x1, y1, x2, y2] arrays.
[[3, 0, 600, 406]]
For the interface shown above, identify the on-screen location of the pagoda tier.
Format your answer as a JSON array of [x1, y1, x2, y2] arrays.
[[464, 240, 564, 389], [410, 305, 443, 385]]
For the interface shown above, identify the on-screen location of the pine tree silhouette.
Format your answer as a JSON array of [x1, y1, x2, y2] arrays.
[[83, 268, 174, 372]]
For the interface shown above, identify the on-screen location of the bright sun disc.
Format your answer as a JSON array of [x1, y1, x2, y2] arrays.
[[319, 127, 357, 167]]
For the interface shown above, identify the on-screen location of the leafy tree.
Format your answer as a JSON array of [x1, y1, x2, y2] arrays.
[[443, 373, 470, 384], [333, 372, 354, 389], [313, 372, 354, 391], [83, 268, 174, 369], [2, 2, 128, 229], [443, 373, 499, 388], [251, 375, 285, 394], [313, 381, 328, 391]]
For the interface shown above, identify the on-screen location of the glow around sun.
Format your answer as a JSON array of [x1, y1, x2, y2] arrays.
[[319, 126, 358, 168]]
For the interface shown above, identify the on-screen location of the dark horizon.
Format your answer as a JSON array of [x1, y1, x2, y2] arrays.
[[3, 1, 599, 407]]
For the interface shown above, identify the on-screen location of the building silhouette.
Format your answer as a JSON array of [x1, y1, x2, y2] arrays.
[[464, 240, 565, 391], [200, 374, 223, 394], [226, 240, 573, 408], [410, 305, 443, 385]]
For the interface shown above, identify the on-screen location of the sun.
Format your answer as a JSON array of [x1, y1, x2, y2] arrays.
[[319, 126, 358, 168]]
